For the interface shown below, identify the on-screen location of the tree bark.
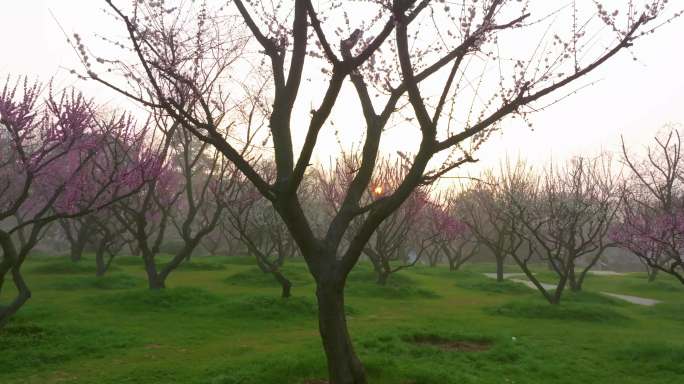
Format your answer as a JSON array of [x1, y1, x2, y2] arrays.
[[272, 269, 292, 298], [95, 240, 108, 277], [376, 271, 389, 285], [0, 259, 10, 296], [142, 253, 166, 290], [550, 269, 570, 305], [316, 282, 367, 384], [568, 266, 581, 292], [95, 246, 116, 277], [148, 275, 166, 290], [70, 234, 88, 262], [0, 266, 32, 328], [495, 254, 505, 282]]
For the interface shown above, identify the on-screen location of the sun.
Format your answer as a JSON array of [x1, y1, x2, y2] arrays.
[[373, 185, 384, 195]]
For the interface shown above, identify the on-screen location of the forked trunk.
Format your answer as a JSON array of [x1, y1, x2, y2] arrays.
[[142, 253, 165, 290], [449, 258, 458, 271], [316, 282, 366, 384], [568, 267, 581, 292], [550, 273, 569, 305], [148, 275, 166, 290]]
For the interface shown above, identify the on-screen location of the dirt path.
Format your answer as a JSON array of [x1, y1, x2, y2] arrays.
[[598, 292, 661, 306], [482, 273, 662, 306]]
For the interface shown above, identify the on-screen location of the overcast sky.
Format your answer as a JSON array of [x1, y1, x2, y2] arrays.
[[1, 1, 683, 176]]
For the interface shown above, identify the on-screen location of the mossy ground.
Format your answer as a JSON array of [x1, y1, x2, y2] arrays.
[[1, 255, 683, 383]]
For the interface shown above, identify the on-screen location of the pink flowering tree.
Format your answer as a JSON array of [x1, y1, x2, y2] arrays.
[[0, 78, 155, 327], [85, 0, 680, 381], [112, 120, 235, 289], [422, 193, 476, 271], [611, 128, 684, 283]]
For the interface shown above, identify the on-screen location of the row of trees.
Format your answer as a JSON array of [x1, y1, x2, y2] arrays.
[[5, 110, 683, 314], [453, 127, 684, 305]]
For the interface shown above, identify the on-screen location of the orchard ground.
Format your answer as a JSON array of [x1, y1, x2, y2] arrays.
[[1, 255, 683, 384]]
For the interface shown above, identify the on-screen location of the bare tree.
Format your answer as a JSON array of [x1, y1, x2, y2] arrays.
[[320, 155, 433, 284], [86, 0, 678, 381], [509, 156, 621, 304], [222, 164, 299, 298], [611, 127, 684, 284], [114, 119, 233, 289], [460, 167, 525, 282]]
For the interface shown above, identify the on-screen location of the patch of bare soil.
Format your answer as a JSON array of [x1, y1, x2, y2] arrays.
[[410, 334, 493, 352]]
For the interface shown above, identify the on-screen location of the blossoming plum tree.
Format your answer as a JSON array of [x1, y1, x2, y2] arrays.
[[0, 78, 156, 327]]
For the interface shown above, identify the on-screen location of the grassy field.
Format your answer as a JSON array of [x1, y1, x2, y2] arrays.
[[1, 255, 683, 384]]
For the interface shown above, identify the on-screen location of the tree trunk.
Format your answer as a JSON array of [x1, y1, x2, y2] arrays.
[[648, 267, 658, 282], [271, 270, 292, 298], [316, 282, 367, 384], [550, 272, 569, 305], [148, 275, 166, 290], [0, 259, 10, 295], [376, 271, 389, 285], [0, 266, 31, 329], [70, 236, 88, 262], [96, 252, 106, 277], [448, 257, 457, 271], [142, 254, 165, 290], [95, 240, 109, 277], [428, 252, 439, 267], [568, 267, 581, 292], [495, 254, 505, 282]]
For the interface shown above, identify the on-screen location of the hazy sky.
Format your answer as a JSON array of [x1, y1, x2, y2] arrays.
[[1, 1, 683, 175]]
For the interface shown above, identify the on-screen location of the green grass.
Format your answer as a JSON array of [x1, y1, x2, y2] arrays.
[[91, 287, 224, 312], [453, 271, 533, 294], [30, 259, 118, 274], [0, 320, 137, 374], [1, 257, 683, 384], [615, 342, 684, 376], [345, 269, 440, 299], [174, 261, 227, 271], [49, 274, 143, 290], [485, 298, 630, 323], [224, 265, 313, 287]]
